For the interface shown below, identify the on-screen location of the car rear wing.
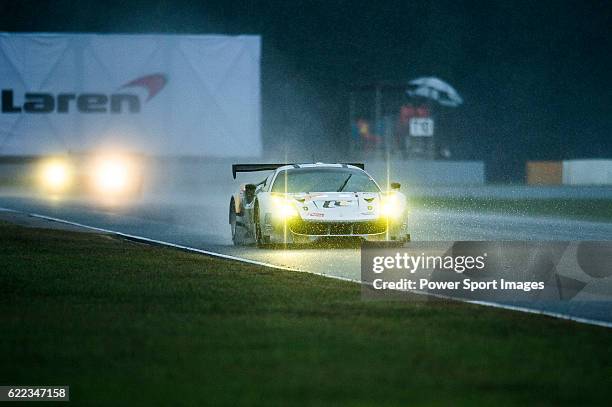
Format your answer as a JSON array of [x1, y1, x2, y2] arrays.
[[232, 164, 289, 179], [232, 163, 365, 179]]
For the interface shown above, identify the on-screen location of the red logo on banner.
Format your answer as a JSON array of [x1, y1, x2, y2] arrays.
[[121, 74, 167, 102]]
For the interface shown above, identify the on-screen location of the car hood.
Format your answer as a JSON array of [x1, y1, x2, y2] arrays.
[[288, 191, 381, 221]]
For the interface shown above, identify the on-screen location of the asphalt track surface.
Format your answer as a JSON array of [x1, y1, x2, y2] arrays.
[[1, 190, 612, 326]]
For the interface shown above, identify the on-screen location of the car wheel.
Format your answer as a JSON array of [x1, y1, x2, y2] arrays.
[[254, 202, 270, 248], [255, 218, 267, 248], [229, 199, 239, 245]]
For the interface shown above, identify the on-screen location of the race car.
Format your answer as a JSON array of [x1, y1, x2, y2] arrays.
[[229, 163, 410, 246]]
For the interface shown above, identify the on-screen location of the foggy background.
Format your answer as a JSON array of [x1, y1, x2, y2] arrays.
[[1, 0, 610, 182]]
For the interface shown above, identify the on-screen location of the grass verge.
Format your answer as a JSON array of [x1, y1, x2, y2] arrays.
[[412, 197, 612, 222], [0, 221, 610, 406]]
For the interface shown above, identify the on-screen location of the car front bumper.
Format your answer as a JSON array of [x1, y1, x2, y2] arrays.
[[262, 214, 408, 244]]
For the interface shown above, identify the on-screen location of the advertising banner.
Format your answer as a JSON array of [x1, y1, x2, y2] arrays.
[[0, 33, 261, 157]]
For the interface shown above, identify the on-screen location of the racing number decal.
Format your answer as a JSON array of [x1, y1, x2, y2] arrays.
[[322, 200, 351, 208]]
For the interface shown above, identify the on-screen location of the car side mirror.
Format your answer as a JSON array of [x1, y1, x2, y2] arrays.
[[244, 183, 257, 203], [390, 182, 401, 191]]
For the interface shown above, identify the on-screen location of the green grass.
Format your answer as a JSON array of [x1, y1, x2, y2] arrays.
[[0, 222, 610, 406], [412, 197, 612, 222]]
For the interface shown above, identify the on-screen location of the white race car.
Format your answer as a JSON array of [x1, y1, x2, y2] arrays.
[[229, 163, 410, 246]]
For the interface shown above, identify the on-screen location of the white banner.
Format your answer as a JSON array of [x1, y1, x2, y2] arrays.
[[563, 159, 612, 185], [409, 117, 434, 137], [0, 33, 261, 157]]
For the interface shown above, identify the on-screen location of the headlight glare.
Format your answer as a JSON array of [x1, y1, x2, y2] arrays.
[[92, 155, 133, 194], [39, 159, 72, 192], [272, 196, 298, 219], [380, 194, 403, 218]]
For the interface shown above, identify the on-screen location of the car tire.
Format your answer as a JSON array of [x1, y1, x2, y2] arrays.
[[254, 202, 270, 248], [229, 199, 240, 246]]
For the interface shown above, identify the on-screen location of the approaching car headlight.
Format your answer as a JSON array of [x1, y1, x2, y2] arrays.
[[39, 159, 72, 192], [91, 155, 134, 194], [271, 196, 298, 219], [380, 194, 403, 218]]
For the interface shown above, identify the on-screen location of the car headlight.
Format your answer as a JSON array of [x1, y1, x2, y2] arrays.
[[271, 196, 298, 219], [380, 194, 403, 218], [92, 155, 134, 194], [39, 159, 72, 192]]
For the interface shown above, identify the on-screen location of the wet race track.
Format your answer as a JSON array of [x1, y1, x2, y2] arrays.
[[2, 187, 612, 326]]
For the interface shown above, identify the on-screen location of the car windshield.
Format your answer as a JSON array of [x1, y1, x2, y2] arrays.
[[271, 168, 380, 193]]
